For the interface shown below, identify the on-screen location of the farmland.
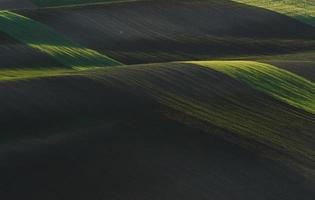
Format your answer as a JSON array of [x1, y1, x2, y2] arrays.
[[0, 0, 314, 199]]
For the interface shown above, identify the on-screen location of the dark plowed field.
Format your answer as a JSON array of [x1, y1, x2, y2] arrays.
[[19, 0, 315, 64], [0, 1, 314, 199], [0, 63, 314, 199]]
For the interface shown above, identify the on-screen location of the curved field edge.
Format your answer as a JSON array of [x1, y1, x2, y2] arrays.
[[0, 11, 122, 68], [186, 61, 315, 115], [234, 0, 315, 27]]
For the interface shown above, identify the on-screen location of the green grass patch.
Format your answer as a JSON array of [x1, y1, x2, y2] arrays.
[[234, 0, 315, 26], [0, 68, 77, 81], [225, 50, 315, 62], [188, 61, 315, 114], [31, 0, 136, 7], [0, 11, 122, 68]]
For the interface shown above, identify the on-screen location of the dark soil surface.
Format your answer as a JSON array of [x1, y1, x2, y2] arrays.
[[0, 63, 314, 199], [19, 0, 315, 64]]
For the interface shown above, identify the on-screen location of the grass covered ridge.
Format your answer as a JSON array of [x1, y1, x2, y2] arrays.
[[0, 11, 122, 68], [234, 0, 315, 26], [189, 61, 315, 114]]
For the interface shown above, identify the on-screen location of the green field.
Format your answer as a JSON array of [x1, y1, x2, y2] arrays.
[[235, 0, 315, 26], [0, 11, 121, 68]]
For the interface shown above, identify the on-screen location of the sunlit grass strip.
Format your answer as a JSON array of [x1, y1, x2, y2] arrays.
[[188, 61, 315, 114], [0, 11, 122, 68], [31, 0, 136, 7], [234, 0, 315, 26], [0, 68, 77, 81], [32, 0, 105, 6]]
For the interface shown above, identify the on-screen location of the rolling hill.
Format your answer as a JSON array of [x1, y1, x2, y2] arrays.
[[0, 0, 314, 199], [0, 11, 121, 68], [1, 0, 315, 67], [16, 0, 315, 64], [0, 62, 314, 199]]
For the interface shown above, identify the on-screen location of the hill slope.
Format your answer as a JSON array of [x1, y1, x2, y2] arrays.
[[0, 62, 314, 199], [0, 11, 121, 68], [0, 27, 60, 68], [235, 0, 315, 26], [0, 1, 314, 199], [188, 61, 315, 114], [18, 0, 315, 64]]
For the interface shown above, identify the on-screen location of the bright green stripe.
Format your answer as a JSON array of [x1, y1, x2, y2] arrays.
[[31, 0, 131, 7], [0, 11, 122, 68], [188, 61, 315, 114], [32, 0, 105, 6], [0, 68, 76, 81], [234, 0, 315, 26]]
